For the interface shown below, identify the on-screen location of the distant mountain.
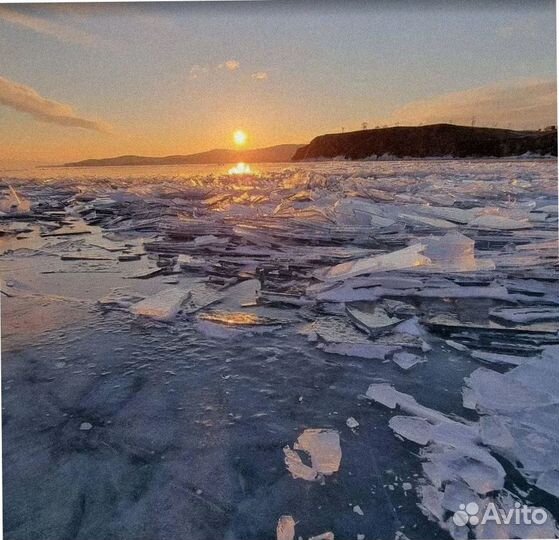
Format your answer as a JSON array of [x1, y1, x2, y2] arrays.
[[62, 144, 304, 167], [292, 124, 557, 160]]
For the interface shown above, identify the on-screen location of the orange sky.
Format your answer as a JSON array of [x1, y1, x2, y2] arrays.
[[0, 2, 556, 164]]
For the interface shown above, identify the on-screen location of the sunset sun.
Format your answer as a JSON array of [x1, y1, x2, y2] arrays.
[[233, 130, 247, 146]]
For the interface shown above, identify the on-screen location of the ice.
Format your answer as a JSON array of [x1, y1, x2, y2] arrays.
[[392, 352, 425, 370], [470, 350, 525, 367], [3, 160, 557, 540], [308, 533, 334, 540], [193, 234, 228, 246], [345, 305, 402, 336], [299, 316, 369, 344], [427, 312, 558, 333], [417, 485, 445, 521], [468, 214, 532, 230], [440, 481, 479, 513], [445, 340, 469, 352], [421, 232, 494, 272], [276, 515, 296, 540], [366, 384, 449, 424], [479, 416, 515, 449], [0, 185, 31, 214], [177, 254, 207, 270], [198, 311, 287, 326], [98, 288, 145, 310], [414, 205, 474, 224], [463, 367, 556, 414], [463, 346, 559, 493], [284, 429, 341, 482], [333, 198, 395, 227], [400, 213, 457, 229], [353, 505, 364, 516], [130, 287, 191, 321], [320, 342, 397, 360], [536, 470, 559, 498], [181, 283, 225, 313], [318, 244, 431, 281], [389, 416, 432, 445], [472, 492, 559, 539], [489, 306, 559, 324], [60, 251, 114, 261], [536, 204, 558, 214]]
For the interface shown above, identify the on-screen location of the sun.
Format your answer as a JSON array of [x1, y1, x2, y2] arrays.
[[233, 130, 247, 146]]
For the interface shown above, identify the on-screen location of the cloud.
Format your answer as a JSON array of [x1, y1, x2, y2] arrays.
[[377, 79, 556, 130], [0, 5, 95, 46], [251, 71, 268, 81], [218, 59, 240, 71], [189, 64, 210, 80], [0, 76, 111, 132]]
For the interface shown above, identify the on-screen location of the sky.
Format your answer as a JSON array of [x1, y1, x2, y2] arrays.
[[0, 0, 556, 164]]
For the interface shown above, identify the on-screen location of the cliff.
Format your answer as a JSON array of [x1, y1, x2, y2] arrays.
[[292, 124, 557, 160]]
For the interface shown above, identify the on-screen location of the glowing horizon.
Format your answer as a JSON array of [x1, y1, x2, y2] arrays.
[[0, 2, 555, 164]]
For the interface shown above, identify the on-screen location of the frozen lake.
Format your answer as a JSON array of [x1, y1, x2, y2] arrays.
[[1, 160, 558, 540]]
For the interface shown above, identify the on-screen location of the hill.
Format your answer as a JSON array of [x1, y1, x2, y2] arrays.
[[292, 124, 557, 160], [62, 144, 304, 167]]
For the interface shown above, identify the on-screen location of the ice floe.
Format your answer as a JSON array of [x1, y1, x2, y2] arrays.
[[284, 429, 342, 482]]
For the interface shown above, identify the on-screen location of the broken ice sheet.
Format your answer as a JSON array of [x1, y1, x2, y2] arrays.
[[130, 287, 190, 321], [298, 316, 398, 359], [365, 383, 449, 424], [181, 283, 224, 314], [333, 197, 395, 227], [346, 304, 402, 336], [392, 351, 425, 370], [317, 243, 430, 281], [468, 214, 532, 230], [489, 306, 559, 324], [98, 288, 145, 310], [197, 310, 287, 326], [276, 515, 295, 540], [400, 212, 457, 229], [536, 470, 559, 498], [418, 231, 495, 272], [470, 350, 526, 367], [283, 429, 341, 482], [299, 316, 370, 344], [389, 416, 432, 445], [427, 313, 558, 333], [464, 346, 559, 491], [0, 185, 31, 214]]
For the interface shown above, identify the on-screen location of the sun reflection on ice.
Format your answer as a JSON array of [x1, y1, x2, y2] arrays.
[[228, 162, 253, 175]]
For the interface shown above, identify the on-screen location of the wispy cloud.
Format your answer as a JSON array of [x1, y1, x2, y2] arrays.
[[377, 79, 556, 130], [191, 59, 243, 79], [0, 5, 95, 46], [189, 64, 210, 80], [0, 76, 111, 132], [251, 71, 268, 81], [218, 59, 240, 71]]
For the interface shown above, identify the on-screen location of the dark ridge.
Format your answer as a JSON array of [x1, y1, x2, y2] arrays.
[[292, 124, 557, 161], [62, 144, 304, 168]]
